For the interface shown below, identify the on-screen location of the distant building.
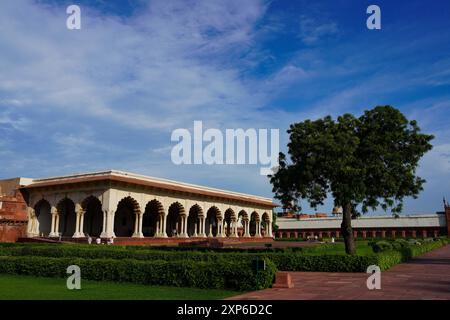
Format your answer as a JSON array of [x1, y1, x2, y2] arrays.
[[276, 206, 450, 239]]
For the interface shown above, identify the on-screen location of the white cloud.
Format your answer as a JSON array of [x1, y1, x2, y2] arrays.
[[0, 0, 271, 133], [0, 111, 30, 131], [298, 15, 338, 45], [0, 0, 291, 190]]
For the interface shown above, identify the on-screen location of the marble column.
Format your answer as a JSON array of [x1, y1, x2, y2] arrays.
[[193, 222, 198, 237], [100, 209, 115, 238], [155, 218, 160, 237], [244, 220, 250, 237], [199, 217, 206, 237], [100, 210, 108, 238], [78, 211, 85, 237], [217, 219, 225, 238], [73, 206, 85, 238], [161, 214, 168, 238], [181, 215, 188, 238], [50, 206, 59, 237], [256, 221, 262, 237], [267, 221, 273, 238], [49, 209, 58, 237]]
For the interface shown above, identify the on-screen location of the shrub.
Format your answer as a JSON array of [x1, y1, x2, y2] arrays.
[[375, 250, 404, 270], [407, 239, 449, 257], [0, 256, 276, 291], [265, 253, 378, 272], [370, 240, 393, 253], [392, 238, 409, 248], [0, 245, 306, 262]]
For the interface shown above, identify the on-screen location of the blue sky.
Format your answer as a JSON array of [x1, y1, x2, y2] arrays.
[[0, 0, 449, 215]]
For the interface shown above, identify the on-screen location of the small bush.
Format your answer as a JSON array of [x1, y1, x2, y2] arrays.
[[266, 253, 378, 272], [375, 250, 405, 270], [370, 241, 393, 253], [392, 238, 409, 248]]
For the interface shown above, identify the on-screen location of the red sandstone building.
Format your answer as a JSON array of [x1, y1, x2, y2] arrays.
[[276, 206, 450, 239], [0, 178, 30, 242]]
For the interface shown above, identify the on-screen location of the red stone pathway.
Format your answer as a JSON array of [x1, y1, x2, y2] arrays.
[[229, 244, 450, 300]]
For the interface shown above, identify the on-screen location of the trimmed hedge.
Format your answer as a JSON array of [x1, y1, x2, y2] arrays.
[[375, 250, 404, 270], [0, 255, 276, 291], [369, 238, 450, 270], [1, 238, 447, 275], [406, 239, 450, 258], [369, 238, 450, 254], [0, 245, 383, 272], [266, 253, 380, 272], [0, 242, 294, 253]]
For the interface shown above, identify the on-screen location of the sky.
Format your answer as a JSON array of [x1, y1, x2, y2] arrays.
[[0, 0, 449, 215]]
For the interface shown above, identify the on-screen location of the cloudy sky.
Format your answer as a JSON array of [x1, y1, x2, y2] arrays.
[[0, 0, 449, 215]]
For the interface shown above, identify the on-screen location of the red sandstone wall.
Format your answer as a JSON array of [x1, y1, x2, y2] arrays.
[[0, 183, 28, 242], [0, 223, 27, 242], [0, 193, 28, 220]]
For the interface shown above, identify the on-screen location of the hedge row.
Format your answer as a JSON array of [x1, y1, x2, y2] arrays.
[[413, 239, 448, 254], [0, 244, 309, 263], [0, 245, 382, 272], [0, 246, 217, 262], [369, 238, 450, 255], [370, 238, 450, 270], [267, 253, 380, 272], [2, 238, 447, 274], [0, 255, 276, 291], [0, 242, 292, 253]]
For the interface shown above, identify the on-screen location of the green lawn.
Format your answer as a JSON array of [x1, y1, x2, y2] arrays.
[[0, 274, 239, 300], [302, 241, 375, 255]]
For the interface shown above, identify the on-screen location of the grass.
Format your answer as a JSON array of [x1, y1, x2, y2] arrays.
[[301, 241, 375, 255], [0, 274, 239, 300]]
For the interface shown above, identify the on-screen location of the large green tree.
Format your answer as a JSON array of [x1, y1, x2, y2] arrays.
[[270, 106, 434, 254]]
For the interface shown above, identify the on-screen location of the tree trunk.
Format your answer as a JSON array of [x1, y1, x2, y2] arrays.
[[341, 203, 356, 255]]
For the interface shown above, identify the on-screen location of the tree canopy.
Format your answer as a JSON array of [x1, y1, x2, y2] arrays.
[[270, 106, 434, 254]]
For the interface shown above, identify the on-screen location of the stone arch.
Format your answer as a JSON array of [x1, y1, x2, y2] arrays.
[[166, 202, 186, 237], [238, 210, 248, 221], [187, 204, 203, 237], [206, 206, 221, 237], [81, 196, 103, 237], [224, 209, 236, 237], [57, 198, 76, 237], [143, 199, 164, 237], [261, 212, 270, 237], [114, 196, 140, 237], [34, 199, 51, 236], [250, 211, 260, 236], [238, 210, 249, 237]]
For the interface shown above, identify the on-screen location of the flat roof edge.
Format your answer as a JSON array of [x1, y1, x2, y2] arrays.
[[22, 170, 277, 207]]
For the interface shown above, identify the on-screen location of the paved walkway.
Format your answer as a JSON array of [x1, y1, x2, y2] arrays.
[[229, 244, 450, 300]]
